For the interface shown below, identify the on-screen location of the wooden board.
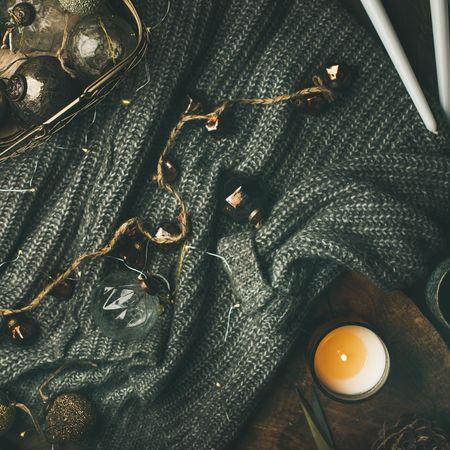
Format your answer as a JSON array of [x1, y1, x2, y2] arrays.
[[232, 272, 450, 450]]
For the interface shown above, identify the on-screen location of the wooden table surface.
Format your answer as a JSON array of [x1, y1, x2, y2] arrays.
[[232, 272, 450, 450]]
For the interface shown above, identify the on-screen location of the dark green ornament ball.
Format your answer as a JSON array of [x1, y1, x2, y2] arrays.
[[6, 56, 78, 126], [45, 393, 96, 443], [66, 14, 134, 82]]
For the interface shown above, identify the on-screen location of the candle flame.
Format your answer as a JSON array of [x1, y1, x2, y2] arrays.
[[337, 350, 348, 362]]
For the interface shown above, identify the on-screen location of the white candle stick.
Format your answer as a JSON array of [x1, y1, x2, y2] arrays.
[[361, 0, 438, 134], [430, 0, 450, 122]]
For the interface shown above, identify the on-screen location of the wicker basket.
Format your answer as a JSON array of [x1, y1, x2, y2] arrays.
[[0, 0, 148, 164]]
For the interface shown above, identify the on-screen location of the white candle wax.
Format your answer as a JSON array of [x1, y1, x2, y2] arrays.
[[313, 324, 389, 400], [430, 0, 450, 122], [360, 0, 438, 133]]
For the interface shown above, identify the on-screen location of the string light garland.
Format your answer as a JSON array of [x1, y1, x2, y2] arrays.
[[224, 303, 241, 342], [0, 158, 39, 193], [0, 186, 35, 193], [0, 63, 353, 320], [135, 60, 150, 93], [54, 108, 98, 155], [213, 380, 231, 422], [56, 12, 78, 78], [0, 250, 23, 270]]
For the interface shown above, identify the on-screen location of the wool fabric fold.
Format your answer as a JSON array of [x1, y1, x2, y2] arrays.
[[0, 0, 449, 449]]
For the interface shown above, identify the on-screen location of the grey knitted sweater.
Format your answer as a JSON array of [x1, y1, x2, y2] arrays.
[[0, 0, 449, 449]]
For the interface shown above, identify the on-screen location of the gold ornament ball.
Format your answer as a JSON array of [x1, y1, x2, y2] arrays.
[[0, 400, 15, 436], [45, 393, 95, 443], [58, 0, 103, 15]]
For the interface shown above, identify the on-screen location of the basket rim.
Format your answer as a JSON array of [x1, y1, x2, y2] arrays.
[[0, 0, 148, 161]]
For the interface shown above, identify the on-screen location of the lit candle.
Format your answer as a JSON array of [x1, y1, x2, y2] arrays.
[[311, 324, 390, 401]]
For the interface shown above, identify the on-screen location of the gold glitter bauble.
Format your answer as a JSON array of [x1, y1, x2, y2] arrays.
[[58, 0, 103, 15], [45, 393, 95, 443], [0, 400, 15, 436]]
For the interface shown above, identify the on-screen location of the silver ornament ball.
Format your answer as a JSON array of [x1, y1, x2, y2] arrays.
[[58, 0, 103, 15]]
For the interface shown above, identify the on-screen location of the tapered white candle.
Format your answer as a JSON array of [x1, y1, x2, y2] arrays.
[[361, 0, 438, 133], [430, 0, 450, 122]]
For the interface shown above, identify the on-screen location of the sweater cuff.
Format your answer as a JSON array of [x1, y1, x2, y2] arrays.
[[217, 232, 273, 313]]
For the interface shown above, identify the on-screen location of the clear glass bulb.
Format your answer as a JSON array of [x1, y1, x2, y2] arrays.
[[92, 270, 161, 341]]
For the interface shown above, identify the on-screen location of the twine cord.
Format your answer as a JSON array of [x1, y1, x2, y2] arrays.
[[56, 13, 78, 78], [1, 8, 30, 52], [8, 10, 21, 27], [1, 9, 19, 50], [99, 16, 118, 64], [0, 57, 28, 75], [10, 10, 25, 53], [13, 402, 44, 437], [0, 218, 140, 316], [0, 77, 336, 317], [39, 361, 98, 402], [1, 26, 14, 50]]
